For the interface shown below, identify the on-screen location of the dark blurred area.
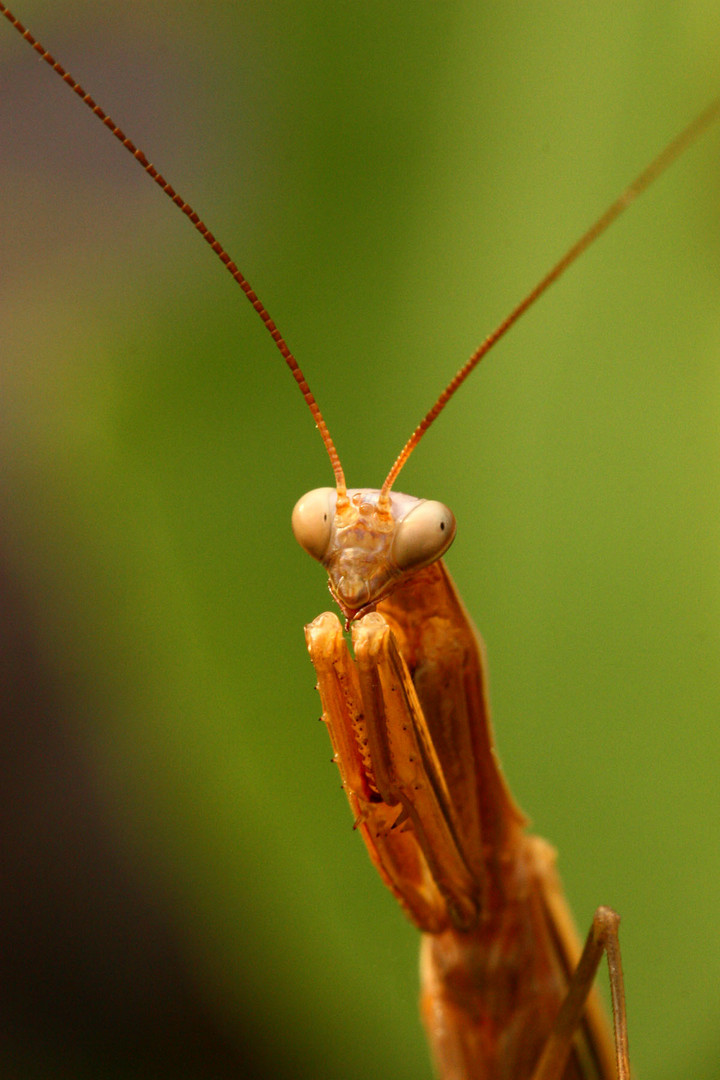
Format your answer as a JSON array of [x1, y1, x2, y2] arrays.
[[0, 554, 284, 1080]]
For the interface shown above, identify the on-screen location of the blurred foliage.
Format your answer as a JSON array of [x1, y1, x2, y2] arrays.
[[0, 3, 719, 1079]]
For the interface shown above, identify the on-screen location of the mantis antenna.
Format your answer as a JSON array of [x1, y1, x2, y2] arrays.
[[379, 96, 720, 501], [3, 3, 717, 511], [0, 4, 348, 503]]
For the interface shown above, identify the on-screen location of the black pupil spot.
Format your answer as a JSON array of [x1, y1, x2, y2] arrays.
[[440, 521, 445, 531]]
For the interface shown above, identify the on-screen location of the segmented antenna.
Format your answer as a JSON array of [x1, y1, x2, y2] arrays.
[[4, 4, 718, 508], [0, 4, 348, 501], [380, 96, 720, 499]]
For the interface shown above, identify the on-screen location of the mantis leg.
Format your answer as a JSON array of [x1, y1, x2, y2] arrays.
[[530, 905, 630, 1080], [305, 610, 479, 932]]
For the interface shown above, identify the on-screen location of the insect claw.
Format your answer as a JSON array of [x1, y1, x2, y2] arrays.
[[391, 805, 411, 831]]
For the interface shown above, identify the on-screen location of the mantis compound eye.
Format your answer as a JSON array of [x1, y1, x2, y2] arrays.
[[392, 499, 456, 573], [291, 487, 336, 563]]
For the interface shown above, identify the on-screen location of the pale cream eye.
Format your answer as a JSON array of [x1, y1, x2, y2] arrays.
[[392, 500, 456, 572], [291, 487, 336, 563]]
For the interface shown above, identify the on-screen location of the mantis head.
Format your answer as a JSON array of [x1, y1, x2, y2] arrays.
[[292, 487, 456, 622]]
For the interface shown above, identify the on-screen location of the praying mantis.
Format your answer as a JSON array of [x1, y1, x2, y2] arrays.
[[1, 3, 720, 1078]]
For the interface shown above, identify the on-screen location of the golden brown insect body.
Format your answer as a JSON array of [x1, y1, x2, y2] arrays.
[[299, 493, 616, 1079], [287, 93, 720, 1080]]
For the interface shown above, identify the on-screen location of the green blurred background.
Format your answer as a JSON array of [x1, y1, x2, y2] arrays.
[[1, 3, 719, 1078]]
